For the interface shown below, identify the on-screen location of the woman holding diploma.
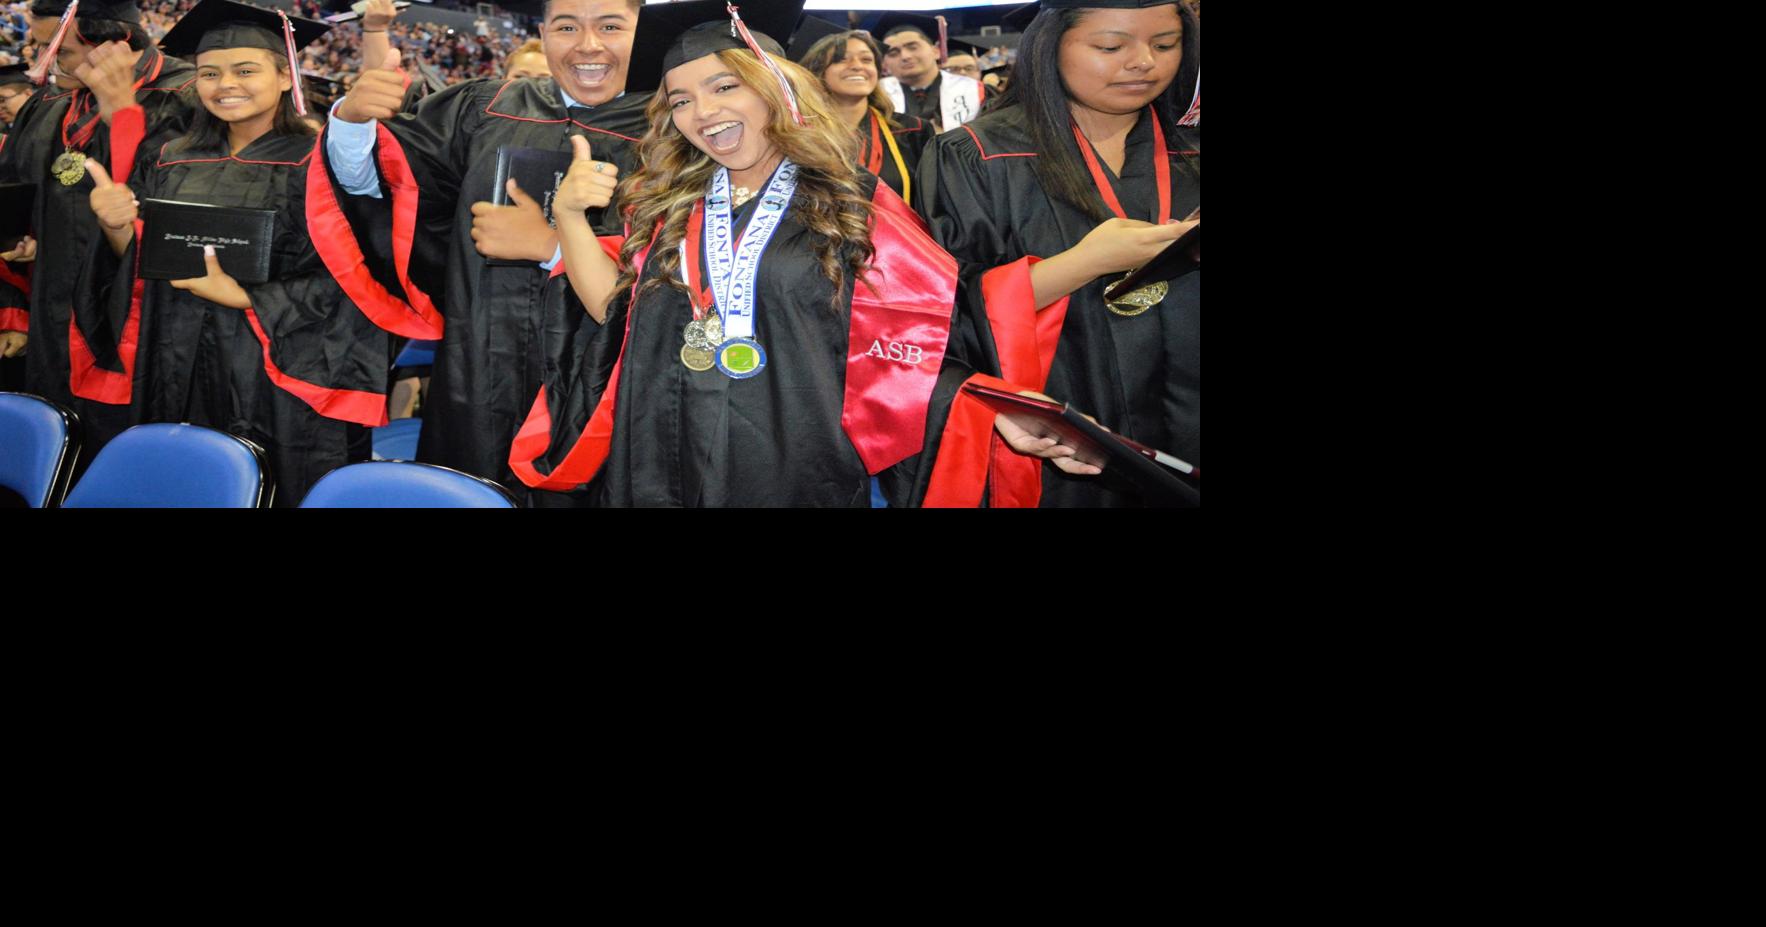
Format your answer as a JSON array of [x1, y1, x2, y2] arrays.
[[511, 0, 1089, 506], [916, 0, 1201, 507], [83, 0, 392, 504]]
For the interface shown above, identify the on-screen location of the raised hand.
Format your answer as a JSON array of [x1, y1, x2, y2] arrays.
[[73, 40, 139, 118], [552, 134, 619, 215], [85, 160, 138, 231], [335, 48, 407, 124]]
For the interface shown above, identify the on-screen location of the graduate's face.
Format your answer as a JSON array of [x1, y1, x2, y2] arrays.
[[883, 30, 938, 86], [505, 50, 549, 81], [944, 54, 981, 80], [541, 0, 634, 107], [821, 38, 877, 104], [0, 83, 29, 124], [194, 48, 291, 128], [1058, 5, 1184, 117], [50, 30, 94, 89], [666, 54, 778, 181]]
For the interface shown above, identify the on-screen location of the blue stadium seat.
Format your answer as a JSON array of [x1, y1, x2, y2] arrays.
[[371, 416, 422, 460], [63, 423, 271, 508], [0, 392, 80, 508], [300, 461, 517, 508]]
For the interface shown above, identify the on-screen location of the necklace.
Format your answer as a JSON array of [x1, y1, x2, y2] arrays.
[[1071, 108, 1173, 317], [732, 185, 756, 208]]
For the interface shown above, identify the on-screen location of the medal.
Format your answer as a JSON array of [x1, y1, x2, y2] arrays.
[[1106, 278, 1168, 317], [52, 149, 87, 186], [714, 338, 766, 379], [681, 344, 716, 372], [692, 162, 800, 381]]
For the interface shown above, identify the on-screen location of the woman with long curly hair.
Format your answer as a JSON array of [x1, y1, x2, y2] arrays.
[[917, 0, 1201, 507], [795, 28, 929, 208], [505, 0, 1087, 507]]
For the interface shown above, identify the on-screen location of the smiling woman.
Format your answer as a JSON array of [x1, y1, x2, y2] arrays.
[[797, 30, 931, 206], [915, 0, 1202, 507], [509, 0, 1095, 506], [74, 0, 395, 505]]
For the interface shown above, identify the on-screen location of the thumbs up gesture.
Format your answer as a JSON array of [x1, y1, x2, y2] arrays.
[[553, 134, 620, 215], [335, 47, 407, 124], [86, 160, 139, 231]]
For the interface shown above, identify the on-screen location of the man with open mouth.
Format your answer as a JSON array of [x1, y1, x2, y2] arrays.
[[309, 0, 647, 504]]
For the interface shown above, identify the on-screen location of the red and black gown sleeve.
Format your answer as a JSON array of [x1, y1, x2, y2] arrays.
[[911, 126, 1061, 507], [237, 160, 394, 428], [303, 80, 483, 341], [506, 251, 627, 492], [0, 259, 27, 337]]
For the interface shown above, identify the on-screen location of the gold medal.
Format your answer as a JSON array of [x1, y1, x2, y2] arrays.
[[1106, 277, 1168, 318], [52, 149, 87, 186], [680, 344, 716, 372]]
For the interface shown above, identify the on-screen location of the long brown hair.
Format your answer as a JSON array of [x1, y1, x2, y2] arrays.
[[613, 48, 872, 310], [797, 31, 900, 131]]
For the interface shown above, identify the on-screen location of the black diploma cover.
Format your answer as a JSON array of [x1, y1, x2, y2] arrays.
[[139, 198, 277, 284]]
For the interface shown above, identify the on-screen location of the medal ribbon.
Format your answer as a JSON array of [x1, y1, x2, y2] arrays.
[[699, 162, 799, 341], [1070, 106, 1170, 224], [866, 107, 912, 206], [682, 204, 713, 320]]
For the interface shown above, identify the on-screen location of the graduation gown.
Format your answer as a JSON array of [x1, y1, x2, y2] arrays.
[[306, 77, 648, 495], [856, 107, 929, 209], [84, 133, 392, 506], [508, 173, 975, 507], [0, 48, 194, 445], [917, 104, 1201, 507], [0, 257, 26, 392]]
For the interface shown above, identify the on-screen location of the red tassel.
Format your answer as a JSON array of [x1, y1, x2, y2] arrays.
[[26, 0, 77, 86]]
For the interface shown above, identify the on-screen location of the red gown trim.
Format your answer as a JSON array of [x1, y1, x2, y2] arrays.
[[107, 104, 145, 184], [241, 306, 390, 427], [304, 124, 445, 339], [67, 218, 145, 404]]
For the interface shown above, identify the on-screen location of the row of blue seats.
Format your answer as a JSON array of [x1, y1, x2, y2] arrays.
[[0, 392, 516, 508]]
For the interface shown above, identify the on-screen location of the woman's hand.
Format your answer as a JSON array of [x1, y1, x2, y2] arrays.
[[553, 134, 620, 216], [993, 390, 1105, 477], [170, 245, 252, 310], [1074, 216, 1198, 276]]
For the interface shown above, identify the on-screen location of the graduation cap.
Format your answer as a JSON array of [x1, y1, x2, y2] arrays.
[[1006, 0, 1185, 29], [953, 32, 1021, 52], [624, 0, 804, 97], [25, 1, 150, 85], [786, 14, 847, 64], [0, 63, 30, 87], [872, 11, 949, 60], [158, 0, 332, 115]]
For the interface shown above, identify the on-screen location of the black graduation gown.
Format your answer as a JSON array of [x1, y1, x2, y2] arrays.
[[85, 133, 392, 506], [917, 104, 1201, 507], [307, 77, 648, 497], [856, 108, 929, 209], [509, 173, 973, 507], [0, 49, 194, 447]]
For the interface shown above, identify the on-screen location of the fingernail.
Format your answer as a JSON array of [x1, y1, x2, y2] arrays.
[[203, 244, 215, 256]]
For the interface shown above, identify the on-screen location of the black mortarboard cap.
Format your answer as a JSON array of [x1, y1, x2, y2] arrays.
[[787, 14, 847, 64], [625, 0, 804, 94], [872, 11, 940, 44], [1, 63, 31, 86], [65, 0, 143, 23], [1006, 0, 1182, 29], [29, 1, 68, 16], [943, 36, 988, 58], [160, 0, 330, 58]]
